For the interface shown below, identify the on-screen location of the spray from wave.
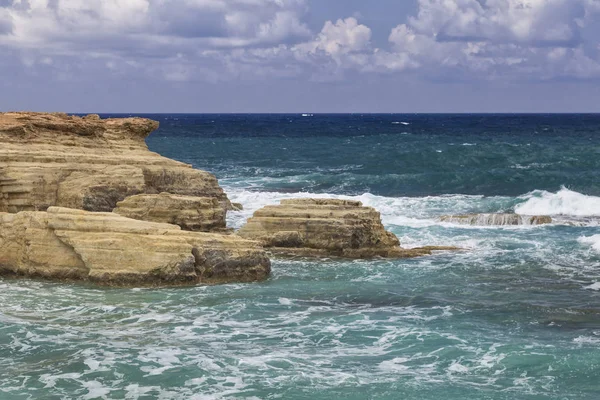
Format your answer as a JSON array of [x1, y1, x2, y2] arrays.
[[224, 188, 517, 229], [578, 235, 600, 253], [515, 187, 600, 217], [225, 186, 600, 231]]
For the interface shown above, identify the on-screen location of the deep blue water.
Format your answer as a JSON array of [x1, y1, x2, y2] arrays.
[[145, 114, 600, 197], [2, 114, 600, 399]]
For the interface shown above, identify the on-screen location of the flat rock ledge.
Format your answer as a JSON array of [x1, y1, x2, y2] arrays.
[[440, 213, 552, 226], [0, 207, 270, 287], [238, 198, 456, 259], [0, 112, 230, 214], [114, 193, 228, 232]]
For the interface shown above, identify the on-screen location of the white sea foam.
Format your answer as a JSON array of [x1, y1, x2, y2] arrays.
[[448, 362, 469, 374], [574, 335, 600, 345], [578, 235, 600, 253], [278, 297, 293, 306], [584, 282, 600, 291], [224, 188, 499, 230], [82, 380, 112, 400], [225, 187, 576, 233], [515, 187, 600, 217], [0, 268, 586, 398]]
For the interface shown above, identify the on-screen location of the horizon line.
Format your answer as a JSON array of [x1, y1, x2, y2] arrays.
[[5, 110, 600, 115]]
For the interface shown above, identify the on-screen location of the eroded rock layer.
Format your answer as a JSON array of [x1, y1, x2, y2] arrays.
[[0, 112, 230, 213], [0, 207, 270, 286], [114, 193, 227, 232], [439, 213, 552, 226], [237, 198, 451, 258]]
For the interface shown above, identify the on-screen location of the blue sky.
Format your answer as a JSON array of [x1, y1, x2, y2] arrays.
[[0, 0, 599, 113]]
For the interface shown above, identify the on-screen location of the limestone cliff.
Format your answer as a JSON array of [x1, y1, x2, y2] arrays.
[[114, 193, 227, 232], [0, 112, 229, 213], [237, 198, 455, 258], [0, 207, 270, 286]]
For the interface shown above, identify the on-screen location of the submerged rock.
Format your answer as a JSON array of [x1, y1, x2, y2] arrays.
[[114, 193, 227, 232], [0, 112, 230, 214], [439, 213, 552, 226], [231, 202, 244, 211], [0, 207, 270, 286], [238, 198, 455, 258]]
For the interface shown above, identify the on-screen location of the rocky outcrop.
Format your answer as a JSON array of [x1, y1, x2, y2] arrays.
[[237, 198, 454, 258], [0, 112, 230, 214], [113, 193, 227, 232], [440, 213, 552, 226], [0, 207, 270, 286]]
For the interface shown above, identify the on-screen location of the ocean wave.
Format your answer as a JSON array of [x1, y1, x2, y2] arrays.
[[584, 282, 600, 291], [578, 235, 600, 253], [226, 186, 600, 230], [224, 188, 514, 230], [515, 187, 600, 217]]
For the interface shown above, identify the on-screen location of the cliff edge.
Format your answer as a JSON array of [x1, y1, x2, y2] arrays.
[[0, 112, 230, 214]]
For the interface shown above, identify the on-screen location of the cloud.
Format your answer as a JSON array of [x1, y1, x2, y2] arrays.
[[0, 0, 599, 84], [0, 7, 11, 34], [406, 0, 586, 47], [289, 17, 372, 80], [297, 17, 371, 57], [0, 0, 311, 51], [380, 0, 600, 80], [0, 0, 316, 82]]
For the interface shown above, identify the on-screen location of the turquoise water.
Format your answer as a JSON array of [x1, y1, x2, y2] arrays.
[[2, 114, 600, 399]]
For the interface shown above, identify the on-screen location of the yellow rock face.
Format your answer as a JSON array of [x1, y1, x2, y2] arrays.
[[114, 193, 227, 232], [0, 207, 270, 286], [0, 112, 230, 213], [237, 198, 447, 259]]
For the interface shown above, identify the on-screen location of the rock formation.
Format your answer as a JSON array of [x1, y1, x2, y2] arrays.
[[439, 213, 552, 226], [0, 112, 230, 213], [0, 112, 462, 286], [0, 207, 270, 286], [114, 193, 227, 232], [237, 198, 455, 258], [0, 112, 272, 287]]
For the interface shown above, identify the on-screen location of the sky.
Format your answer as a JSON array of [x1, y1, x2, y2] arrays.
[[0, 0, 599, 113]]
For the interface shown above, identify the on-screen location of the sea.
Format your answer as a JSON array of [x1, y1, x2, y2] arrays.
[[2, 114, 600, 399]]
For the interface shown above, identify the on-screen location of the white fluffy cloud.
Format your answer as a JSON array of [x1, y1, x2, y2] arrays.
[[405, 0, 584, 46], [381, 0, 600, 79], [0, 0, 315, 81], [298, 17, 371, 57], [289, 17, 372, 79], [1, 0, 599, 83], [1, 0, 311, 50]]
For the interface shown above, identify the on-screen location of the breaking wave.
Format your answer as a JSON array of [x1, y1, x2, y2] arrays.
[[515, 187, 600, 217], [225, 186, 600, 229], [579, 235, 600, 253]]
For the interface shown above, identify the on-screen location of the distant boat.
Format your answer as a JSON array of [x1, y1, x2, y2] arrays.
[[302, 113, 314, 117]]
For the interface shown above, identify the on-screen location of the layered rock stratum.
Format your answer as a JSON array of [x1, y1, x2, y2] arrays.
[[439, 213, 552, 226], [0, 112, 461, 286], [114, 193, 227, 232], [238, 198, 456, 258], [0, 207, 270, 286], [0, 112, 229, 213], [0, 112, 272, 286]]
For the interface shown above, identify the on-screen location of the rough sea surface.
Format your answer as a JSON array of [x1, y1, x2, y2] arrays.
[[2, 114, 600, 399]]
